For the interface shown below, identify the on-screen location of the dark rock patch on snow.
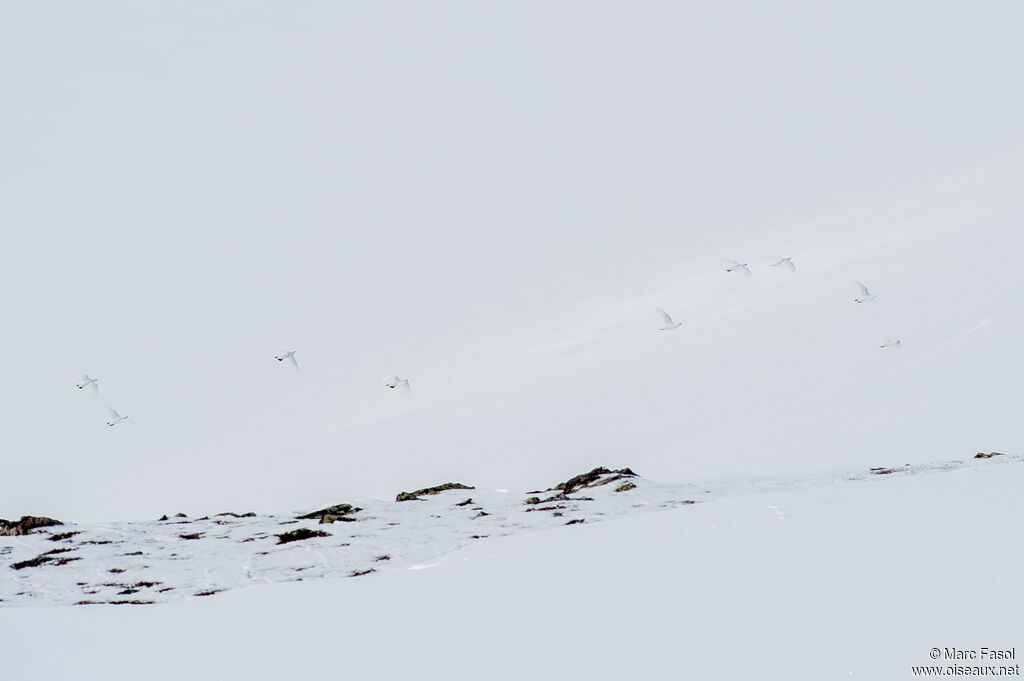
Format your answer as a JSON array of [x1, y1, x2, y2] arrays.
[[974, 452, 1005, 459], [297, 503, 361, 524], [553, 467, 637, 495], [11, 548, 80, 570], [1, 516, 64, 536], [48, 531, 80, 541], [395, 482, 474, 502], [276, 528, 331, 544]]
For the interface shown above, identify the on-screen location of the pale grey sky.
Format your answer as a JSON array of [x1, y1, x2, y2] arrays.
[[2, 2, 1022, 520]]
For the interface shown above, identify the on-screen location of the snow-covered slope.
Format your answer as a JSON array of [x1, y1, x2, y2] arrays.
[[3, 453, 1017, 608], [4, 456, 1021, 680]]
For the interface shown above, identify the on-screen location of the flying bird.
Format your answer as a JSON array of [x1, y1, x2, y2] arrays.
[[275, 351, 299, 370], [656, 308, 682, 331], [106, 407, 129, 427], [75, 375, 99, 395], [725, 259, 751, 276], [771, 257, 796, 272], [383, 376, 410, 390], [854, 280, 877, 303], [880, 339, 902, 350]]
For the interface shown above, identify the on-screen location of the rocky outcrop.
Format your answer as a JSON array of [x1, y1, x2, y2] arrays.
[[974, 452, 1005, 459], [554, 467, 637, 495], [297, 503, 361, 524], [395, 483, 474, 502], [0, 516, 63, 536]]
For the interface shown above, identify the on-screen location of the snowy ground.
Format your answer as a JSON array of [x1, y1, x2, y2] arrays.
[[4, 455, 1016, 609], [3, 455, 1020, 680]]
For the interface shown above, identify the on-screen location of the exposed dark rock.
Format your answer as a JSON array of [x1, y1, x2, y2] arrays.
[[296, 503, 360, 524], [173, 513, 187, 518], [524, 497, 541, 505], [539, 493, 594, 504], [48, 531, 80, 541], [0, 515, 64, 536], [178, 533, 203, 540], [473, 511, 490, 518], [194, 590, 221, 597], [117, 588, 139, 595], [123, 551, 144, 556], [455, 498, 474, 507], [109, 568, 126, 574], [350, 569, 375, 577], [566, 519, 585, 525], [215, 512, 257, 518], [974, 452, 1005, 459], [133, 581, 159, 588], [470, 535, 488, 539], [11, 549, 80, 570], [276, 528, 330, 544], [375, 555, 391, 562], [554, 467, 638, 495], [158, 515, 169, 521], [396, 482, 475, 502], [615, 482, 637, 493], [297, 503, 360, 521], [525, 504, 567, 513], [869, 467, 897, 475], [319, 514, 357, 525]]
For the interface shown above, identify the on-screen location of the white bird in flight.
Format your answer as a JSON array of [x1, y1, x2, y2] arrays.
[[880, 339, 902, 350], [656, 308, 682, 331], [75, 375, 99, 395], [275, 351, 299, 370], [771, 257, 796, 272], [106, 407, 129, 427], [383, 376, 410, 390], [725, 259, 751, 276], [854, 280, 877, 303]]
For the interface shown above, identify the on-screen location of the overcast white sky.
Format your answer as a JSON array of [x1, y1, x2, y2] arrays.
[[2, 2, 1022, 521]]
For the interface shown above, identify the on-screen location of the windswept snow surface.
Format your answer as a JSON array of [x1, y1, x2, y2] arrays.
[[1, 454, 1017, 608], [3, 459, 1021, 680]]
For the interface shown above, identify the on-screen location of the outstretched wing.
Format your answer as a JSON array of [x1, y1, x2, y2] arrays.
[[287, 353, 299, 370], [107, 407, 121, 419], [854, 280, 870, 296], [655, 307, 673, 325]]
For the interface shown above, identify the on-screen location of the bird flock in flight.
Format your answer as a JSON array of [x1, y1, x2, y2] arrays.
[[74, 256, 898, 427]]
